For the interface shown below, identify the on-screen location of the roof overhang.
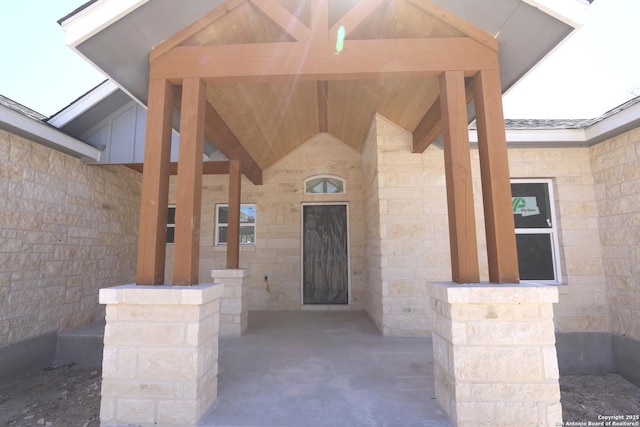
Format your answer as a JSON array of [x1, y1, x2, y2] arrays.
[[469, 99, 640, 148], [47, 80, 119, 128], [0, 103, 103, 161], [60, 0, 588, 107]]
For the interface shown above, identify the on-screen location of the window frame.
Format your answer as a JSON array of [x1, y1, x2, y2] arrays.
[[304, 175, 346, 195], [215, 203, 257, 246], [511, 178, 562, 285], [166, 205, 176, 245]]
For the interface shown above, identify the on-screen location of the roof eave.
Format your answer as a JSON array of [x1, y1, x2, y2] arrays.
[[47, 80, 119, 128], [0, 105, 102, 161], [60, 0, 150, 47], [468, 100, 640, 148], [522, 0, 589, 29]]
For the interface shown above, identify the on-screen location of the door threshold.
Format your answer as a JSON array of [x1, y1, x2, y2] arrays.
[[301, 304, 352, 311]]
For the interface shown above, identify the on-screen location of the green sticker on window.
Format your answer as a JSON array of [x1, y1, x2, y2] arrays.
[[512, 196, 540, 217]]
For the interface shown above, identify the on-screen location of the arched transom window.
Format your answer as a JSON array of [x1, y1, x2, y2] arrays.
[[304, 175, 345, 194]]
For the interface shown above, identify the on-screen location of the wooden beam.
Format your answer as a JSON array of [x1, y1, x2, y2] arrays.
[[136, 79, 174, 285], [149, 0, 246, 62], [311, 0, 329, 41], [171, 90, 262, 185], [227, 159, 242, 269], [412, 97, 443, 154], [204, 100, 263, 185], [329, 0, 386, 39], [440, 70, 479, 283], [150, 38, 498, 83], [250, 0, 310, 41], [405, 0, 499, 53], [413, 80, 475, 153], [317, 80, 328, 132], [474, 68, 519, 283], [125, 161, 230, 175], [173, 78, 206, 285]]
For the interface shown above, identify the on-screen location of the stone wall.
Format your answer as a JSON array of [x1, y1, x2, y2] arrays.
[[157, 115, 611, 337], [361, 117, 383, 332], [166, 133, 366, 311], [590, 127, 640, 341], [368, 115, 447, 335], [0, 129, 141, 348], [431, 283, 562, 427], [361, 115, 606, 335], [507, 147, 607, 333]]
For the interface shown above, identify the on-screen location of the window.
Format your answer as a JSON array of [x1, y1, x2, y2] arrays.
[[166, 205, 176, 244], [305, 176, 345, 194], [216, 204, 256, 245], [511, 179, 562, 284]]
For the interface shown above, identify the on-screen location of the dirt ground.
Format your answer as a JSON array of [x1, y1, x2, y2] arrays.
[[0, 366, 638, 427]]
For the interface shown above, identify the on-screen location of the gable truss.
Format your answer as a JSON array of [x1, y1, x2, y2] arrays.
[[137, 0, 518, 286]]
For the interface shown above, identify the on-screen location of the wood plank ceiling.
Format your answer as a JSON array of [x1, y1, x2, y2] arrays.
[[155, 0, 474, 170]]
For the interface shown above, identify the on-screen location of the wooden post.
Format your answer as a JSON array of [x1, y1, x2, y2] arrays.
[[227, 159, 241, 269], [474, 68, 519, 283], [440, 70, 480, 283], [173, 78, 206, 285], [136, 79, 174, 285]]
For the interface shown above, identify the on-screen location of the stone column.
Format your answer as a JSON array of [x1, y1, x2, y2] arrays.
[[430, 282, 561, 427], [212, 269, 248, 336], [98, 283, 223, 427]]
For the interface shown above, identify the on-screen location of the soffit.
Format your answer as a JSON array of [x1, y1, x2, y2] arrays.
[[175, 1, 454, 167], [63, 0, 585, 170]]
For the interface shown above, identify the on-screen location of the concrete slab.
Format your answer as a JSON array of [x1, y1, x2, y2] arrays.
[[201, 311, 451, 427], [556, 332, 615, 375], [55, 319, 105, 367], [0, 332, 57, 386], [613, 334, 640, 388]]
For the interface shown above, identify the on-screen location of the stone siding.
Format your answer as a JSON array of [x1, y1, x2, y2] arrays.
[[507, 147, 607, 333], [361, 117, 384, 332], [99, 284, 222, 426], [0, 129, 141, 348], [166, 133, 366, 311], [155, 115, 610, 338], [367, 115, 446, 335], [361, 115, 607, 335], [431, 283, 562, 427], [591, 127, 640, 341]]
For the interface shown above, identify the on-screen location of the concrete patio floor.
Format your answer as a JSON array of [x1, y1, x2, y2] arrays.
[[201, 311, 451, 427]]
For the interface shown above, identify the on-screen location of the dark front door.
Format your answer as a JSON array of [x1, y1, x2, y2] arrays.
[[302, 204, 349, 304]]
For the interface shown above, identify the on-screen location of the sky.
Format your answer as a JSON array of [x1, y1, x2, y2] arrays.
[[0, 0, 639, 119]]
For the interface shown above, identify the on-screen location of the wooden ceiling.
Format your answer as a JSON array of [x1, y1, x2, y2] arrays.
[[150, 0, 494, 171]]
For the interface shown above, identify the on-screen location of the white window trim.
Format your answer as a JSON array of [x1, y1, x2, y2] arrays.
[[511, 178, 563, 285], [304, 175, 346, 195], [215, 203, 257, 246]]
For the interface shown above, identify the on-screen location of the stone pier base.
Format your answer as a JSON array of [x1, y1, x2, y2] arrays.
[[430, 282, 562, 427], [212, 269, 248, 336], [98, 283, 223, 427]]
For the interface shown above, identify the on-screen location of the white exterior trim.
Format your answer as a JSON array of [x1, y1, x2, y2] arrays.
[[468, 100, 640, 147], [511, 178, 563, 285], [522, 0, 589, 29], [0, 105, 102, 161], [48, 80, 119, 128], [585, 101, 640, 143], [61, 0, 150, 47], [469, 128, 586, 146]]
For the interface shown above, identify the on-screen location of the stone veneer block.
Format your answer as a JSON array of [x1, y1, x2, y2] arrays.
[[98, 283, 223, 427], [211, 269, 249, 336], [430, 282, 561, 427]]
